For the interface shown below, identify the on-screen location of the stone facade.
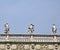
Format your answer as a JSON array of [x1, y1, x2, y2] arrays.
[[0, 34, 60, 50], [0, 43, 59, 50]]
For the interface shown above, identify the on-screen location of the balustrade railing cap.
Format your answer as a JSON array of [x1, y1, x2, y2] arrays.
[[0, 33, 60, 37]]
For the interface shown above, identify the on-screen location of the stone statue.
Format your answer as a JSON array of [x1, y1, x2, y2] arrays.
[[4, 23, 9, 33], [52, 24, 57, 33], [28, 24, 34, 33]]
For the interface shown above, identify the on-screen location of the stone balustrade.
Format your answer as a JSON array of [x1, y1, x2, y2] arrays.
[[0, 34, 60, 42], [0, 34, 60, 50]]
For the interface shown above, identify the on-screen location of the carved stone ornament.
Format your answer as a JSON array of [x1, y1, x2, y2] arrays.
[[35, 44, 40, 50], [11, 44, 17, 49], [48, 45, 53, 49], [0, 44, 5, 49], [24, 45, 30, 50], [31, 44, 35, 49]]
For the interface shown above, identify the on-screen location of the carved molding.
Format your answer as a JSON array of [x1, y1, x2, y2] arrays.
[[0, 44, 59, 50]]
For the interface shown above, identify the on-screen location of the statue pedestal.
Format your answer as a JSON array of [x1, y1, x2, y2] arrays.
[[5, 35, 9, 41], [53, 34, 57, 42]]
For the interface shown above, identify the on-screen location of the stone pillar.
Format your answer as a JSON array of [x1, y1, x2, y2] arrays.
[[5, 34, 9, 41], [30, 34, 33, 41], [53, 34, 57, 42]]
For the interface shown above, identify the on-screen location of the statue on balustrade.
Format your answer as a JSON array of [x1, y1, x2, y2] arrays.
[[4, 23, 9, 33], [28, 24, 34, 33], [52, 24, 57, 33]]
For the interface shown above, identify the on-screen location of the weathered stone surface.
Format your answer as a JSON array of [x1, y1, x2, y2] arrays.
[[11, 44, 17, 49], [0, 33, 60, 50], [24, 45, 30, 50], [0, 44, 5, 49], [35, 44, 40, 50]]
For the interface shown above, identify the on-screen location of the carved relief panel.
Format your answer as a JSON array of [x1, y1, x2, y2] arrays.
[[48, 45, 54, 50], [11, 44, 17, 50], [0, 44, 6, 50], [0, 43, 59, 50], [35, 44, 40, 50], [24, 44, 30, 50]]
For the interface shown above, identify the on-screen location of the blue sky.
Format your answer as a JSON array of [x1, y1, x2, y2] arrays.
[[0, 0, 60, 34]]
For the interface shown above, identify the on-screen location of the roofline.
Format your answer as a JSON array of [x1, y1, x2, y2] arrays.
[[0, 33, 60, 37]]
